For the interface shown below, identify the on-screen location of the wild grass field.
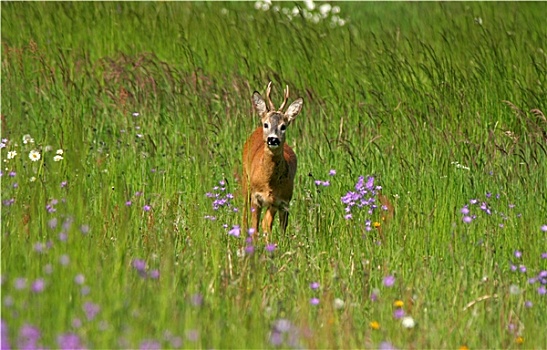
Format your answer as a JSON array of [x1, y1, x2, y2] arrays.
[[1, 1, 546, 349]]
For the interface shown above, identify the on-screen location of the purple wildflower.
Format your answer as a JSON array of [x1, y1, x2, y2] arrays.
[[143, 205, 151, 212], [14, 278, 27, 290], [72, 318, 82, 329], [48, 217, 58, 229], [186, 330, 199, 342], [31, 279, 46, 293], [309, 282, 320, 290], [370, 289, 380, 302], [60, 255, 70, 266], [34, 242, 46, 253], [538, 286, 546, 295], [74, 274, 85, 285], [125, 200, 132, 206], [329, 169, 336, 176], [2, 198, 15, 206], [378, 341, 398, 350], [149, 270, 160, 279], [245, 244, 255, 255], [139, 340, 161, 350], [80, 225, 90, 234], [541, 225, 547, 232], [462, 216, 473, 223], [310, 297, 320, 305], [190, 293, 203, 307], [383, 275, 396, 287], [132, 259, 147, 272], [514, 250, 522, 259], [265, 243, 276, 252], [17, 324, 41, 350], [169, 337, 183, 348], [228, 225, 241, 237], [479, 202, 491, 215], [57, 332, 85, 350], [83, 301, 100, 321], [1, 319, 10, 350], [393, 308, 405, 319], [460, 206, 470, 215]]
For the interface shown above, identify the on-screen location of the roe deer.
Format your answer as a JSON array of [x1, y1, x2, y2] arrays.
[[242, 82, 303, 236]]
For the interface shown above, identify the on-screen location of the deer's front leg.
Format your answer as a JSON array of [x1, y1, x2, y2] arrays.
[[262, 206, 277, 234], [279, 208, 289, 233], [250, 200, 262, 236]]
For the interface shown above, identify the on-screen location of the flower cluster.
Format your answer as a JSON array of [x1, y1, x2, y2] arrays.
[[341, 176, 386, 229], [254, 0, 347, 27], [269, 318, 301, 348], [313, 169, 336, 187], [509, 249, 547, 297], [459, 192, 520, 227], [204, 180, 237, 221], [1, 135, 64, 165], [131, 258, 160, 279]]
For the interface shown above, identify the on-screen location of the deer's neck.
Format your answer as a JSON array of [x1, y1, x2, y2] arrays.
[[261, 146, 288, 177]]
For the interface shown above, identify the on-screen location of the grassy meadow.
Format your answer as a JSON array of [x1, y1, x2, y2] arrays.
[[2, 1, 547, 349]]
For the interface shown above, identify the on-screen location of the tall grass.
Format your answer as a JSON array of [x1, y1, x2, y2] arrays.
[[2, 2, 546, 349]]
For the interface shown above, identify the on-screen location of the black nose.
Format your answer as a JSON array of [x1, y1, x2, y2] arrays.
[[267, 137, 280, 146]]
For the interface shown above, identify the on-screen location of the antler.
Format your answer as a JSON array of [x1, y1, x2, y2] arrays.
[[265, 81, 276, 111], [278, 85, 290, 111]]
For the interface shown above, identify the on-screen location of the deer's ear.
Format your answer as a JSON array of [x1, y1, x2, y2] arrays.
[[252, 92, 268, 115], [285, 98, 303, 124]]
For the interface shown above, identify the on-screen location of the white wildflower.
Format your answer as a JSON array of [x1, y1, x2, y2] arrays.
[[56, 149, 64, 155], [23, 134, 34, 144], [333, 298, 345, 310], [319, 3, 331, 17], [509, 284, 521, 295], [401, 316, 416, 329], [53, 155, 63, 162], [304, 0, 315, 11], [29, 150, 41, 162], [29, 176, 36, 182], [7, 151, 17, 159]]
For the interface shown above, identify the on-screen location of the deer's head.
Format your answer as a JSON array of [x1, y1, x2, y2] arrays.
[[252, 82, 303, 152]]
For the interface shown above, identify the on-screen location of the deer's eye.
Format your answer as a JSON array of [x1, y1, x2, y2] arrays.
[[263, 123, 269, 129], [280, 124, 286, 131]]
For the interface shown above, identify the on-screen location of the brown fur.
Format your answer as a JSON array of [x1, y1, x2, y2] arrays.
[[242, 82, 303, 237]]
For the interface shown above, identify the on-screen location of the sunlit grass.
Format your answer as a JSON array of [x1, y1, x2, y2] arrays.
[[1, 1, 546, 349]]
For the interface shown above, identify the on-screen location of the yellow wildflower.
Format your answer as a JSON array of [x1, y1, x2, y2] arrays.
[[393, 300, 404, 308]]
